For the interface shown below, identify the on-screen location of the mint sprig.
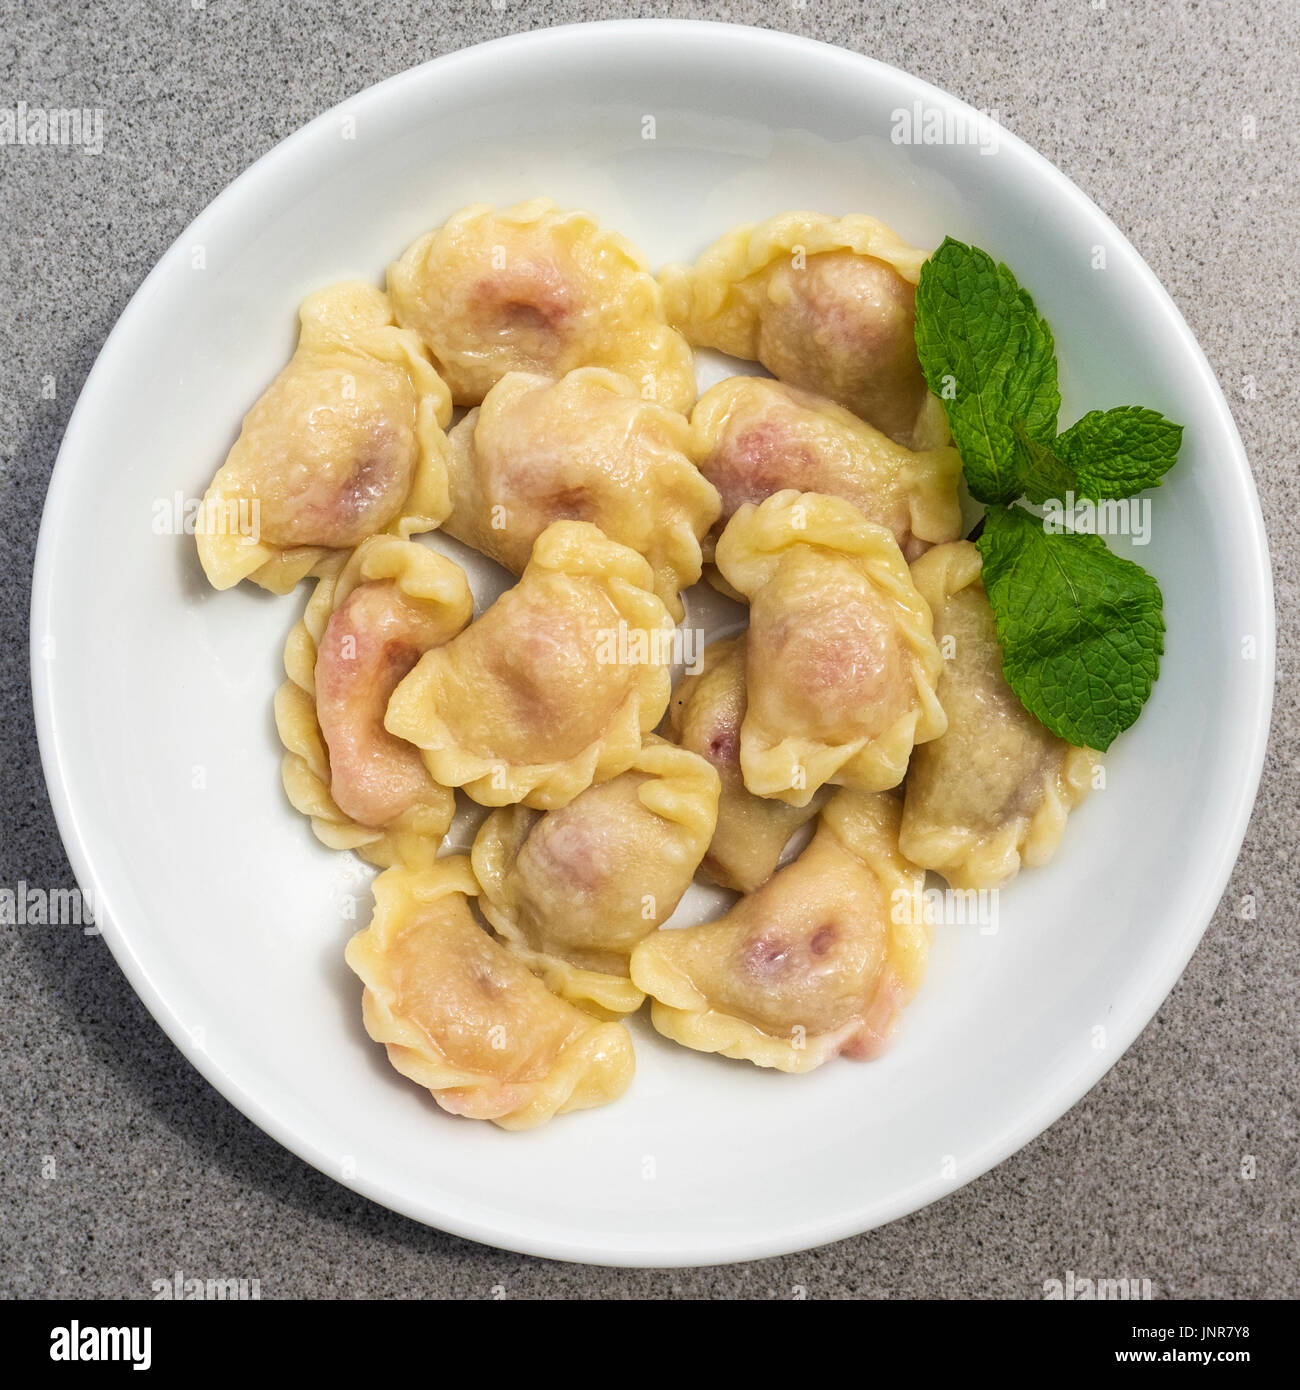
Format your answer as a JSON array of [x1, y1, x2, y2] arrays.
[[914, 238, 1183, 751], [976, 506, 1165, 750], [1014, 407, 1184, 506]]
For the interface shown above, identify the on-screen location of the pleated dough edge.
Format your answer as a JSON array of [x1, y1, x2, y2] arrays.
[[470, 737, 720, 1016], [273, 534, 472, 867], [632, 790, 931, 1072], [901, 540, 1100, 890], [197, 281, 454, 594], [344, 858, 636, 1129], [388, 199, 698, 414], [385, 521, 677, 810], [716, 490, 947, 803]]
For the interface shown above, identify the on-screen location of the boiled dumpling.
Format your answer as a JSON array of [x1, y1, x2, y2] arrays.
[[345, 858, 635, 1129], [630, 791, 929, 1072], [715, 491, 946, 805], [388, 199, 697, 412], [198, 282, 452, 594], [665, 634, 827, 893], [385, 521, 675, 809], [899, 541, 1099, 888], [691, 376, 961, 564], [444, 368, 720, 620], [659, 210, 947, 448], [274, 535, 472, 866], [472, 737, 720, 1016]]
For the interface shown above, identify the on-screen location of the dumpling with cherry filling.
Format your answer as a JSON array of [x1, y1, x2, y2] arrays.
[[384, 521, 675, 809], [664, 634, 827, 893], [346, 858, 635, 1129], [714, 490, 946, 805], [388, 199, 696, 412], [690, 375, 961, 565], [197, 282, 452, 593], [630, 791, 929, 1072], [899, 540, 1099, 889], [274, 535, 472, 866], [472, 737, 719, 1016], [444, 368, 719, 620], [659, 210, 947, 448]]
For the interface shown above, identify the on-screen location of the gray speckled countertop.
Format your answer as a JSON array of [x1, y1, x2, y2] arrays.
[[1, 1, 1296, 1299]]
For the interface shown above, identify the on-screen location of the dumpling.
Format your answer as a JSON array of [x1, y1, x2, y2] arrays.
[[274, 535, 473, 866], [659, 210, 947, 448], [197, 282, 453, 594], [629, 791, 929, 1072], [385, 521, 675, 809], [665, 634, 827, 893], [345, 858, 635, 1129], [387, 199, 697, 412], [444, 368, 720, 620], [899, 541, 1099, 888], [472, 737, 720, 1016], [714, 491, 946, 805], [690, 376, 961, 564]]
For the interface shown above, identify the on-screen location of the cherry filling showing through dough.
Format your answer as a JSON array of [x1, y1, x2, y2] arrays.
[[473, 257, 576, 355], [256, 401, 417, 550], [712, 419, 819, 519], [315, 579, 441, 827], [482, 588, 630, 763], [732, 905, 885, 1039], [752, 578, 909, 740], [706, 726, 739, 767], [760, 250, 930, 443]]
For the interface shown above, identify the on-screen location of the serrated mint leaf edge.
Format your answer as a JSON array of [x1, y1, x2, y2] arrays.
[[1054, 406, 1184, 499]]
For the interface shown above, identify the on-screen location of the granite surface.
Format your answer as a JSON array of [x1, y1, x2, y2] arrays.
[[1, 0, 1295, 1299]]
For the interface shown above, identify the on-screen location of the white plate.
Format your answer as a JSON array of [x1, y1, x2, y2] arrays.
[[30, 20, 1274, 1266]]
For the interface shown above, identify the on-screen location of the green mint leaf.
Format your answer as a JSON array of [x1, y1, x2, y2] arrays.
[[914, 238, 1060, 505], [1011, 407, 1183, 506], [1054, 407, 1183, 499], [975, 503, 1164, 751]]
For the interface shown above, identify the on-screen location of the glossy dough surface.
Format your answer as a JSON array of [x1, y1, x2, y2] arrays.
[[899, 541, 1099, 889], [691, 376, 961, 564], [659, 210, 947, 448], [472, 737, 719, 1016], [345, 858, 635, 1129], [388, 199, 697, 412], [445, 368, 720, 620], [630, 791, 929, 1072], [715, 491, 946, 805], [274, 535, 472, 866], [198, 282, 452, 594], [665, 634, 827, 893], [385, 521, 675, 809]]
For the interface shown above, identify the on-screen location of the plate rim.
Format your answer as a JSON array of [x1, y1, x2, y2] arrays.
[[28, 17, 1276, 1267]]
